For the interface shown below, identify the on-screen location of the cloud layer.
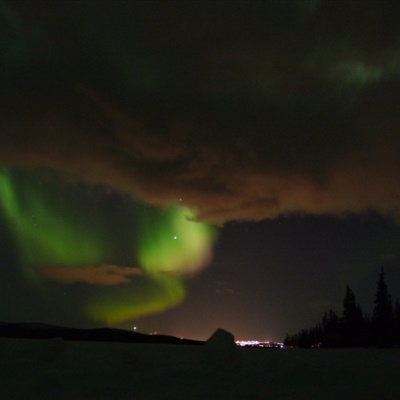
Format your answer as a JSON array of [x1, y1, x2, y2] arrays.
[[33, 264, 143, 285], [2, 1, 400, 223]]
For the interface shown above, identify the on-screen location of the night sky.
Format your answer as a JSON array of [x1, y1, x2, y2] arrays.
[[2, 1, 400, 341]]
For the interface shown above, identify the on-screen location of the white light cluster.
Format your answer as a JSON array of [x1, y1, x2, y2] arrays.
[[236, 340, 284, 348]]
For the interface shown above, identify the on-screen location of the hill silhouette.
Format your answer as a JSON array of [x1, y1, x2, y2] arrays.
[[0, 322, 203, 346]]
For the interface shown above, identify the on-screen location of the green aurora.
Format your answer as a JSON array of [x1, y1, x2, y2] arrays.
[[0, 168, 217, 324], [137, 205, 217, 276], [0, 169, 109, 274], [85, 275, 185, 325]]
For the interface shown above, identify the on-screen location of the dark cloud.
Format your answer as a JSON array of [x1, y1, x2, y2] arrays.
[[33, 264, 143, 285], [2, 1, 400, 224]]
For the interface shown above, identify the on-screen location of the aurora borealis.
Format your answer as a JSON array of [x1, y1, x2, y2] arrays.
[[85, 275, 185, 324], [0, 169, 109, 273], [2, 1, 400, 341], [0, 168, 217, 324], [137, 205, 217, 276]]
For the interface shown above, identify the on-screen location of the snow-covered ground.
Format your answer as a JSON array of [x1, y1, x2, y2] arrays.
[[1, 338, 399, 399]]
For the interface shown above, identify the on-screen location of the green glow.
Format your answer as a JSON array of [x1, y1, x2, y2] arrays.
[[0, 169, 109, 276], [0, 168, 218, 325], [137, 205, 217, 275], [85, 205, 217, 323], [331, 61, 383, 87], [85, 275, 185, 324]]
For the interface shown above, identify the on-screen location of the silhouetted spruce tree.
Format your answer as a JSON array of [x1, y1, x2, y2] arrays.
[[341, 286, 365, 347], [298, 328, 310, 348], [309, 323, 324, 347], [322, 308, 340, 347], [372, 268, 394, 347], [394, 298, 400, 346], [283, 334, 290, 347], [362, 313, 373, 347]]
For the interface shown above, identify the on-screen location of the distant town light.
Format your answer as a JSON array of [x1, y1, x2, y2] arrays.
[[235, 340, 284, 348]]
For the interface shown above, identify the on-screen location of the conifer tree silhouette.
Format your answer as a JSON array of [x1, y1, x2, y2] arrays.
[[372, 268, 394, 347], [341, 286, 364, 347]]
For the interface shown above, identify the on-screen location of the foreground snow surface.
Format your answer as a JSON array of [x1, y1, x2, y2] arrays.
[[1, 338, 399, 399]]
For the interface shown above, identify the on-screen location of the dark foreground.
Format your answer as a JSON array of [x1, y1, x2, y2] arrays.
[[1, 336, 399, 399]]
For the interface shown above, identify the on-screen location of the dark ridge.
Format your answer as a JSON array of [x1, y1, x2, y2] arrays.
[[0, 323, 204, 346]]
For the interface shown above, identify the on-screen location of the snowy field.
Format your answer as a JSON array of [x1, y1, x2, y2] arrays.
[[1, 338, 399, 399]]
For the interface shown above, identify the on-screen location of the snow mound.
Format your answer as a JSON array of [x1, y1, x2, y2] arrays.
[[202, 328, 241, 372], [205, 328, 236, 350]]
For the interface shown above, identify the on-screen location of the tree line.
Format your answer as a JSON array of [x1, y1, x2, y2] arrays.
[[284, 268, 400, 348]]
